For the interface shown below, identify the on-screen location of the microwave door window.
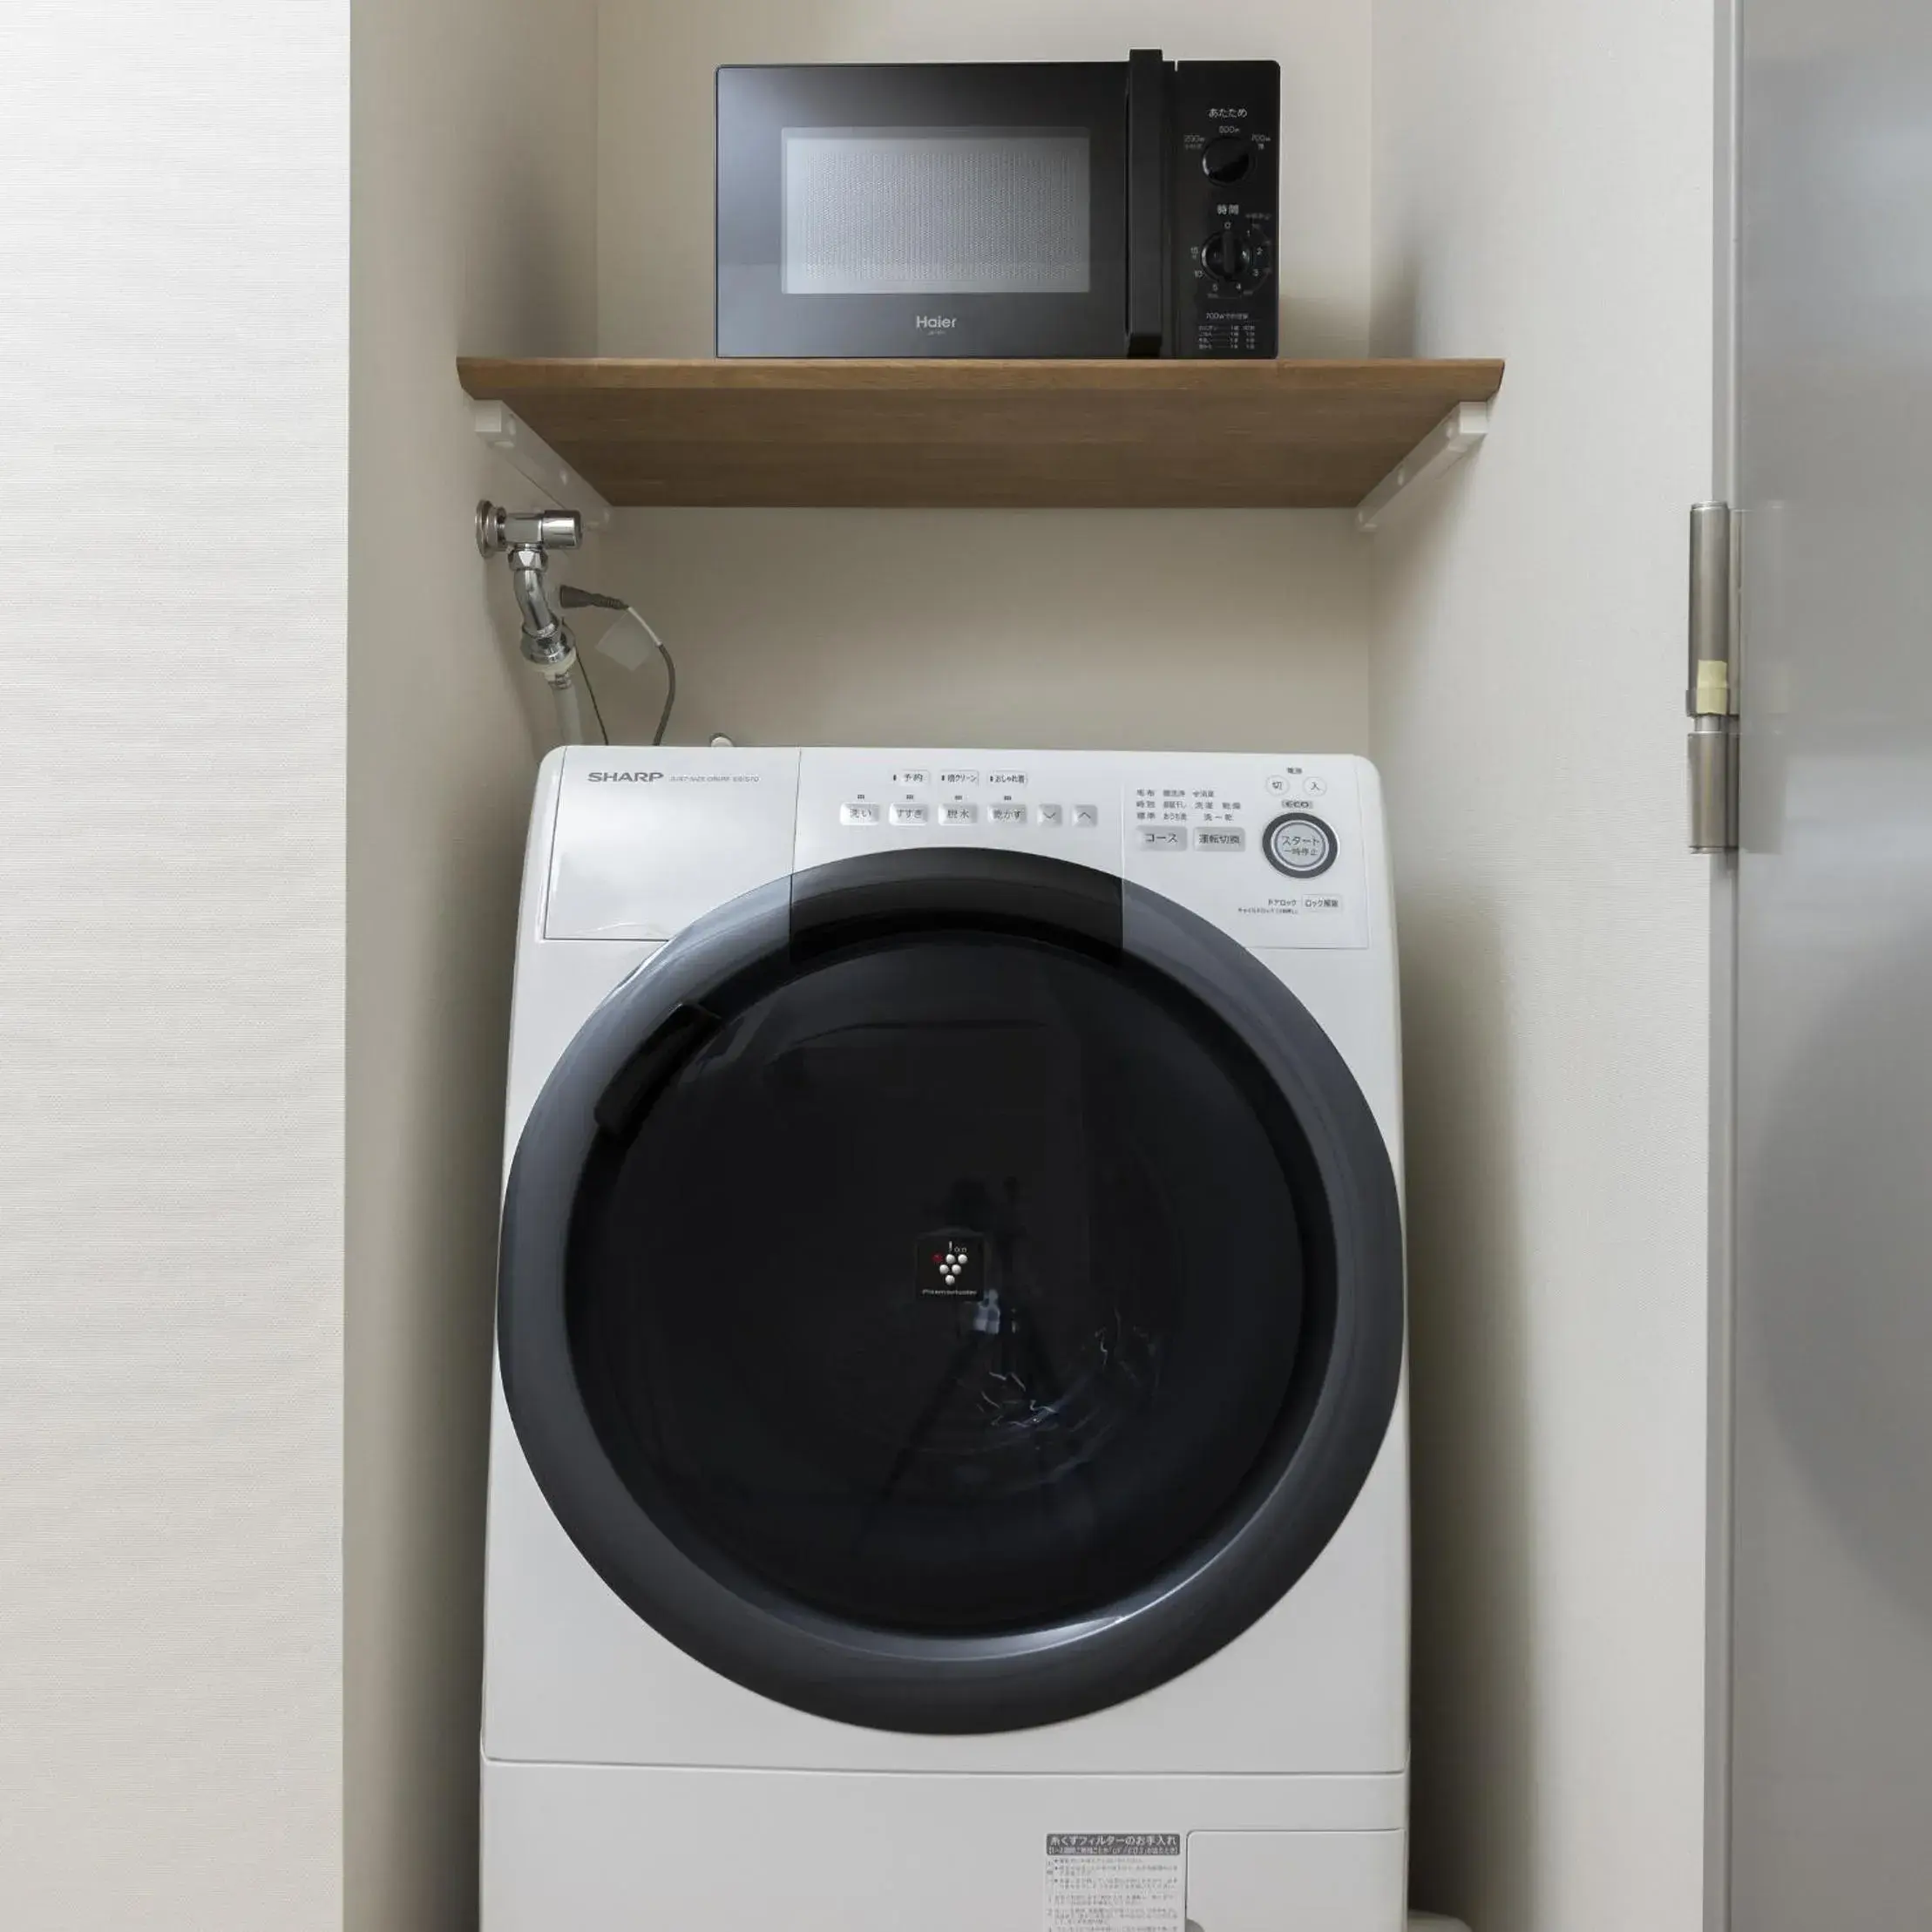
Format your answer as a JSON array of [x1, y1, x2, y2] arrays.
[[781, 129, 1091, 297]]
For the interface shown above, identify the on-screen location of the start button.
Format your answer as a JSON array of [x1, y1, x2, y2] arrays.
[[1263, 811, 1338, 878]]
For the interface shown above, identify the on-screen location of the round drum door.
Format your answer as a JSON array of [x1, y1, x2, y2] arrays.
[[498, 849, 1402, 1734]]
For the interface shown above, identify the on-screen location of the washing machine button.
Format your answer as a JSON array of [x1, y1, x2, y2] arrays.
[[1263, 811, 1338, 878]]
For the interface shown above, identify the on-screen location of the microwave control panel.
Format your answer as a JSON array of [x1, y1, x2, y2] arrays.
[[1172, 61, 1280, 359]]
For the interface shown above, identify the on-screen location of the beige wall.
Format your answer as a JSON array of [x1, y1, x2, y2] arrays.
[[572, 508, 1371, 754], [0, 3, 347, 1927], [518, 20, 1716, 1932], [587, 0, 1376, 757], [347, 1, 597, 1926], [1370, 3, 1716, 1929]]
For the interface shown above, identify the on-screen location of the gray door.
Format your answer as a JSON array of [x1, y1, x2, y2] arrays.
[[1726, 2, 1932, 1922]]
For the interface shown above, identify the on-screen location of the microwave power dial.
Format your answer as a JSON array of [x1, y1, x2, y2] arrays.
[[1202, 133, 1255, 184]]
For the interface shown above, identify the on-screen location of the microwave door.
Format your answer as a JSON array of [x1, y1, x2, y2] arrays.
[[716, 63, 1131, 357], [1125, 48, 1168, 356]]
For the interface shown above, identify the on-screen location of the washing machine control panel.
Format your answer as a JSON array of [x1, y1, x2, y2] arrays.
[[796, 751, 1373, 950]]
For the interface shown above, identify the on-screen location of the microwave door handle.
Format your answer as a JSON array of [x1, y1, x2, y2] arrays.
[[1126, 48, 1168, 356]]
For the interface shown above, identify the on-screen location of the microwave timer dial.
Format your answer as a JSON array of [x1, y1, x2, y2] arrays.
[[1198, 220, 1273, 298]]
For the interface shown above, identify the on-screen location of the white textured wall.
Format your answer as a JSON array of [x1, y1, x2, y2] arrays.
[[1369, 4, 1715, 1930], [347, 1, 598, 1925], [588, 0, 1374, 756], [0, 5, 347, 1928]]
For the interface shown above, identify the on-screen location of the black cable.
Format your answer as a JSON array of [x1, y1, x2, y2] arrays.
[[574, 647, 612, 746], [559, 585, 676, 746], [645, 628, 676, 748]]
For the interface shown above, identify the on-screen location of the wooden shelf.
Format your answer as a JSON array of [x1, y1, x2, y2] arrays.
[[455, 358, 1504, 511]]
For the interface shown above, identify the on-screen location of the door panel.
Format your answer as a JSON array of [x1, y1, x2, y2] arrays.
[[572, 930, 1310, 1633], [715, 64, 1129, 357], [498, 851, 1405, 1733], [1730, 3, 1932, 1922], [1184, 1829, 1405, 1932]]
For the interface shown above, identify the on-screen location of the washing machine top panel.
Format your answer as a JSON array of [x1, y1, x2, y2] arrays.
[[545, 746, 801, 942], [543, 748, 1372, 952], [499, 836, 1403, 1736]]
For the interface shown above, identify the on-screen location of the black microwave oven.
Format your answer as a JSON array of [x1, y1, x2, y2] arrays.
[[715, 51, 1278, 359]]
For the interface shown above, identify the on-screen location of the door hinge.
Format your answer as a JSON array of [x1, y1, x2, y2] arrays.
[[1688, 502, 1740, 852]]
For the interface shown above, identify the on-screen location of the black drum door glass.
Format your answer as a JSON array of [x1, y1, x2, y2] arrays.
[[567, 930, 1319, 1635]]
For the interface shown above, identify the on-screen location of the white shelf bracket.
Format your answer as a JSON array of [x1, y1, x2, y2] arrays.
[[1355, 399, 1491, 534], [472, 400, 612, 532]]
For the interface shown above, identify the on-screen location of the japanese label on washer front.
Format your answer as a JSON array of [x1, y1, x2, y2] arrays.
[[1044, 1834, 1183, 1932]]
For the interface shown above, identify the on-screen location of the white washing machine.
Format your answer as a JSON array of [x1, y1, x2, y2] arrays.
[[483, 747, 1409, 1932]]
